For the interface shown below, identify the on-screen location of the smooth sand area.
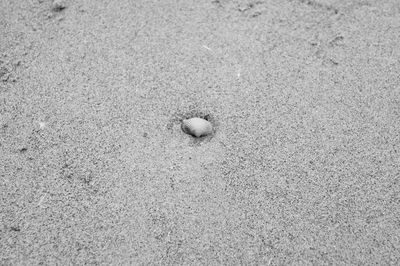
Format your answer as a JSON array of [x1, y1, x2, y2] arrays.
[[1, 0, 399, 264]]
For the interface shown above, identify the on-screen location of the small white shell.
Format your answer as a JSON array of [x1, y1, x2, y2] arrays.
[[181, 117, 212, 138], [52, 0, 66, 11]]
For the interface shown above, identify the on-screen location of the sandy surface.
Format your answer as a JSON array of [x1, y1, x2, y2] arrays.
[[1, 0, 399, 265]]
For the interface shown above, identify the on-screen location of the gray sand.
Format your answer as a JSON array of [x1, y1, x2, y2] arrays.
[[1, 0, 399, 265]]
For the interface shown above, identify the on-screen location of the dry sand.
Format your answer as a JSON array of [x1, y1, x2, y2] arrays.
[[1, 0, 399, 265]]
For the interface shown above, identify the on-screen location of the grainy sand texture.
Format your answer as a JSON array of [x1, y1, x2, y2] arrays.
[[1, 0, 400, 265]]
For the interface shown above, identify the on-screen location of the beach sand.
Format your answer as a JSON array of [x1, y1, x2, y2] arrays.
[[1, 0, 399, 264]]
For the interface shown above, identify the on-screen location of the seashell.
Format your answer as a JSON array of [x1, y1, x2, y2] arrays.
[[181, 117, 212, 138], [52, 0, 67, 11]]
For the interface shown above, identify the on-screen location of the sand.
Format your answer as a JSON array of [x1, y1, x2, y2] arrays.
[[1, 0, 399, 265]]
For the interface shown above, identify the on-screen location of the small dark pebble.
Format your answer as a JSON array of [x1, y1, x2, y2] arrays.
[[0, 66, 9, 78], [10, 226, 20, 232]]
